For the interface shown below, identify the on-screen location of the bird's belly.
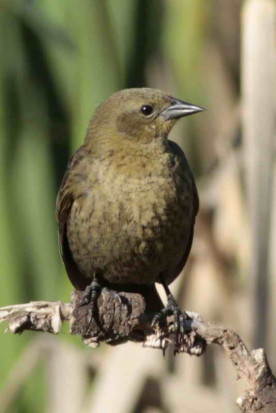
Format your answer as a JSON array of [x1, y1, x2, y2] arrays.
[[68, 178, 193, 285]]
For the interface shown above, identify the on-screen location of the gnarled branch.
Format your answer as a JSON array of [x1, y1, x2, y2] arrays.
[[0, 288, 275, 413]]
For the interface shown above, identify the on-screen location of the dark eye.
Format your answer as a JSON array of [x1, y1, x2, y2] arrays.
[[140, 105, 153, 116]]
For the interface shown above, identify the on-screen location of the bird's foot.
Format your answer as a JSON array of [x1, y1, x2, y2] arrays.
[[151, 294, 189, 354], [80, 278, 102, 306], [151, 294, 185, 332], [79, 280, 124, 334], [79, 279, 102, 331]]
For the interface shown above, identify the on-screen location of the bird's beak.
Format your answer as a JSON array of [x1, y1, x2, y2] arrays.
[[160, 98, 205, 121]]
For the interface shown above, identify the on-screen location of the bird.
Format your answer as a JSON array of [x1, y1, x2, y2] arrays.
[[56, 88, 203, 329]]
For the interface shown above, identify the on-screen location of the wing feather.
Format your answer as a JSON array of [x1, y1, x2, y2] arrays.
[[56, 146, 89, 290], [165, 140, 199, 284]]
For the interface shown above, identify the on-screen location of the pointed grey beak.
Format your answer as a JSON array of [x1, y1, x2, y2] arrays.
[[161, 98, 205, 121]]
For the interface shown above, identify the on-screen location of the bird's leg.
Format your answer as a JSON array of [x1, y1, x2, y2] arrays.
[[152, 276, 187, 336]]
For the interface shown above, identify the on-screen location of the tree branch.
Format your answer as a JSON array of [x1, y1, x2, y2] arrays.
[[1, 288, 275, 412]]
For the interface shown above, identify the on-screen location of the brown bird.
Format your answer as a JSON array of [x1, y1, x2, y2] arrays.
[[57, 88, 203, 327]]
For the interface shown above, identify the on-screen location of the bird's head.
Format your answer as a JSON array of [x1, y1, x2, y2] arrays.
[[86, 88, 204, 148]]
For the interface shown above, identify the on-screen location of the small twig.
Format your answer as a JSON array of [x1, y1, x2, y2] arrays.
[[0, 289, 276, 412], [0, 301, 72, 334]]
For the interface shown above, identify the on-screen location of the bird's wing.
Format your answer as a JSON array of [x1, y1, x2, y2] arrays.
[[56, 145, 89, 290], [165, 141, 199, 285]]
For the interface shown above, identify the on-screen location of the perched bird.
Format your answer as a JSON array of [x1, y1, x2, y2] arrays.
[[57, 88, 203, 326]]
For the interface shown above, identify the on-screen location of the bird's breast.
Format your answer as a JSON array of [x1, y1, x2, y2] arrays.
[[67, 152, 194, 285]]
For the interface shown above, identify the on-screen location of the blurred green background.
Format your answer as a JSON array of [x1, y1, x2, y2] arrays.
[[1, 1, 276, 412]]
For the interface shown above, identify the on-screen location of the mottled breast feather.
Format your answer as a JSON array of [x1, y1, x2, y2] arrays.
[[56, 139, 199, 290]]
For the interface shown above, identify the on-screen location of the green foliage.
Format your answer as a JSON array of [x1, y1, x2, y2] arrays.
[[0, 1, 207, 410]]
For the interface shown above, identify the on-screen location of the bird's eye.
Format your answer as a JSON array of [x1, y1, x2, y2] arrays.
[[140, 105, 153, 116]]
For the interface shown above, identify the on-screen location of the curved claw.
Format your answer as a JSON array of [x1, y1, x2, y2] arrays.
[[151, 308, 168, 328]]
